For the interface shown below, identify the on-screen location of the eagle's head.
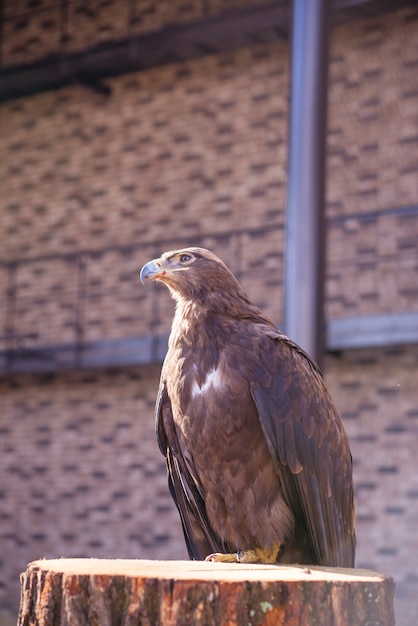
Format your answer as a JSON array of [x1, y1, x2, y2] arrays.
[[140, 247, 245, 306]]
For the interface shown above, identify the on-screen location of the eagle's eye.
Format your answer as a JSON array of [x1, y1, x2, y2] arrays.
[[179, 254, 192, 263]]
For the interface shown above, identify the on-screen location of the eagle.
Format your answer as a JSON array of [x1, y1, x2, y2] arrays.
[[140, 247, 355, 567]]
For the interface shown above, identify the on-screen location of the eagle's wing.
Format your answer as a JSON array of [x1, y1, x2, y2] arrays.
[[250, 330, 356, 567], [155, 382, 229, 560]]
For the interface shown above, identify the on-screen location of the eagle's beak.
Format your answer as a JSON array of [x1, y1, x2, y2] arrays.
[[140, 259, 162, 284]]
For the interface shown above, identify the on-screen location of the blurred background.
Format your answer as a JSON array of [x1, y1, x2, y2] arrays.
[[0, 1, 417, 624]]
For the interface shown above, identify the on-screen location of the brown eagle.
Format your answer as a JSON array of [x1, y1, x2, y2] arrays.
[[140, 247, 355, 566]]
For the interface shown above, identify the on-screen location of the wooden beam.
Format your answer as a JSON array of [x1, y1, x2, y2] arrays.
[[0, 1, 290, 102], [1, 312, 418, 376], [327, 312, 418, 351], [0, 335, 169, 375], [0, 0, 414, 102]]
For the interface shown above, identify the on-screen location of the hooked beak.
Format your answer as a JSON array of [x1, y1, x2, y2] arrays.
[[140, 260, 163, 285]]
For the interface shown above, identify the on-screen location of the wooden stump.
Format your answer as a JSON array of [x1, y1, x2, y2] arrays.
[[18, 559, 395, 626]]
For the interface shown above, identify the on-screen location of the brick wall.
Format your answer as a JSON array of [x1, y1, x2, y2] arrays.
[[0, 43, 288, 259], [0, 2, 418, 624], [0, 366, 187, 618], [326, 7, 418, 320], [327, 210, 418, 318], [0, 40, 288, 355], [325, 346, 418, 626]]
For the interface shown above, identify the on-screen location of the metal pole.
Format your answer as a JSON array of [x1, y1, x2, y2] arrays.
[[284, 0, 331, 368]]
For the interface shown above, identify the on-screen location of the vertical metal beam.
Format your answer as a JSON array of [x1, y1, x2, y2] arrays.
[[284, 0, 331, 368]]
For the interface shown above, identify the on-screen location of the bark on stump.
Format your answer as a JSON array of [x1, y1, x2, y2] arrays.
[[18, 558, 395, 626]]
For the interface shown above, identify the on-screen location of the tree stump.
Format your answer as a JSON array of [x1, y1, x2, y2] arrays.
[[18, 558, 395, 626]]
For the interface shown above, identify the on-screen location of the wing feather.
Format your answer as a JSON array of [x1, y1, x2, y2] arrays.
[[155, 382, 228, 559], [251, 333, 356, 567]]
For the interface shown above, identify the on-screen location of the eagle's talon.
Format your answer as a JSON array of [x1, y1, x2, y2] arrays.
[[205, 545, 280, 564], [204, 552, 240, 563]]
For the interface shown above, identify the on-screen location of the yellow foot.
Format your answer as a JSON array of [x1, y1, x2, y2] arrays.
[[205, 544, 280, 564], [205, 552, 241, 563]]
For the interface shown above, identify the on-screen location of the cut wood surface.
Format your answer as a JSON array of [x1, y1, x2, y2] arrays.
[[18, 558, 395, 626]]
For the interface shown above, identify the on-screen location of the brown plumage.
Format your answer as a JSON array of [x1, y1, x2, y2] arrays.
[[140, 247, 355, 566]]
